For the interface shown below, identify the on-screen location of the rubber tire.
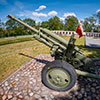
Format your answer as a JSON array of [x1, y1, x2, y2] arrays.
[[41, 60, 77, 91]]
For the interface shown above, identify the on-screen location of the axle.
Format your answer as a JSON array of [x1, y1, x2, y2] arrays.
[[76, 69, 100, 79]]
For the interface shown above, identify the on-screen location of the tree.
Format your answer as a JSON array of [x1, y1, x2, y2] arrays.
[[0, 28, 4, 38], [5, 19, 18, 36], [0, 19, 6, 37], [35, 22, 41, 30], [23, 18, 36, 34], [5, 19, 17, 29], [83, 18, 92, 32], [48, 16, 63, 30], [23, 18, 36, 27], [64, 16, 78, 31], [0, 19, 2, 28], [0, 19, 5, 29], [41, 21, 49, 29], [97, 10, 100, 24], [83, 15, 97, 32]]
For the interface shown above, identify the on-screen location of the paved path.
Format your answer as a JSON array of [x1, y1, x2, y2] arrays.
[[85, 37, 100, 48], [0, 54, 100, 100]]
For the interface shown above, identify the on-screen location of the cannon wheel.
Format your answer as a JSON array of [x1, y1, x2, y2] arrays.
[[41, 60, 77, 91]]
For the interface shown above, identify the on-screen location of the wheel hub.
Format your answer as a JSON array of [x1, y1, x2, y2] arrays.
[[46, 68, 71, 88]]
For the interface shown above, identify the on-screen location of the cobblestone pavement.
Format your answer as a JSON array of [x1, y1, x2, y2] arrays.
[[85, 37, 100, 48], [0, 54, 100, 100]]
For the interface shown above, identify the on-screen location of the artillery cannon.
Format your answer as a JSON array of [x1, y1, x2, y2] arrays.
[[7, 14, 100, 91]]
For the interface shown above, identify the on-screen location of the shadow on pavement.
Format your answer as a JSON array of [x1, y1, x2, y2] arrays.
[[19, 53, 50, 64]]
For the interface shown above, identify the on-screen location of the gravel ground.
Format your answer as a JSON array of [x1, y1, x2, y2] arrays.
[[0, 54, 100, 100]]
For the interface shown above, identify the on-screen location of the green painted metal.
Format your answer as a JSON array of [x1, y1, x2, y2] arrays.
[[40, 28, 69, 46], [76, 69, 100, 79], [40, 28, 83, 54], [33, 34, 52, 47], [7, 14, 39, 33], [7, 14, 100, 80], [37, 31, 66, 50], [46, 68, 71, 88], [91, 58, 100, 61]]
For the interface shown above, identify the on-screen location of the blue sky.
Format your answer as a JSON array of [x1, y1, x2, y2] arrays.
[[0, 0, 100, 23]]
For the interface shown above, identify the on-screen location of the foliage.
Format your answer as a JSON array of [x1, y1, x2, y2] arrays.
[[82, 14, 100, 32], [0, 19, 2, 28], [41, 21, 49, 29], [35, 22, 41, 30], [48, 16, 63, 30], [6, 19, 17, 29], [83, 18, 92, 32], [23, 18, 36, 27], [23, 18, 36, 34], [0, 19, 6, 38], [97, 11, 100, 24], [64, 16, 78, 31], [0, 28, 5, 38], [0, 11, 100, 38], [83, 16, 97, 32]]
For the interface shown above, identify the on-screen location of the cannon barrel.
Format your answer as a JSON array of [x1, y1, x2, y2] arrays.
[[8, 14, 70, 47], [7, 14, 39, 33], [7, 14, 68, 51], [7, 14, 56, 48]]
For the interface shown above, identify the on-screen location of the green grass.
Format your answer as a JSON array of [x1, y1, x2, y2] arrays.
[[0, 37, 34, 46], [0, 40, 50, 82], [0, 35, 100, 82]]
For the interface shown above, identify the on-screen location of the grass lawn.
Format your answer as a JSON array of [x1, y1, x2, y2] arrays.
[[0, 36, 100, 82], [0, 37, 34, 46]]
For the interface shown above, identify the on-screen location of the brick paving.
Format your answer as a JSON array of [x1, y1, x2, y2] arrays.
[[85, 37, 100, 48], [0, 54, 100, 100]]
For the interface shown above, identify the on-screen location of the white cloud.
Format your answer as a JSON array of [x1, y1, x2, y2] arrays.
[[64, 13, 76, 17], [16, 10, 31, 17], [16, 10, 42, 23], [15, 1, 24, 9], [16, 9, 58, 23], [35, 5, 46, 11], [97, 9, 100, 12], [16, 13, 25, 17], [60, 17, 65, 21], [48, 11, 58, 16], [32, 12, 47, 17]]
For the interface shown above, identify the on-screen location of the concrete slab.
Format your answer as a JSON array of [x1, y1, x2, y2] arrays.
[[85, 37, 100, 48]]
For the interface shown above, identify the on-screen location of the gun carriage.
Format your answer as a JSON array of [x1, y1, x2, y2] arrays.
[[7, 14, 100, 91]]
